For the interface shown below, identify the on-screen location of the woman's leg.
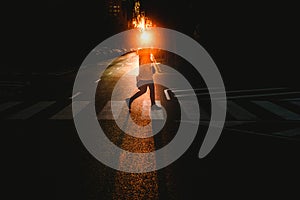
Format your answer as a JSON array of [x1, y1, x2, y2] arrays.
[[129, 85, 147, 106], [148, 83, 155, 106]]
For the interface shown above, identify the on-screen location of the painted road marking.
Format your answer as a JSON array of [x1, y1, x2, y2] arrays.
[[175, 88, 287, 98], [50, 101, 90, 119], [0, 102, 22, 112], [253, 101, 300, 120], [69, 92, 81, 99], [226, 101, 258, 120], [98, 100, 164, 120], [97, 101, 124, 120], [171, 87, 221, 93], [8, 101, 55, 119], [273, 128, 300, 137], [214, 91, 300, 100]]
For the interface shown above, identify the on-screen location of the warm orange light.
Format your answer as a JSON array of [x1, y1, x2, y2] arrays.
[[140, 31, 151, 43], [132, 14, 152, 32], [132, 1, 156, 46]]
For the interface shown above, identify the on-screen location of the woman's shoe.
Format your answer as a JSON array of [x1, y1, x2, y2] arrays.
[[151, 104, 162, 110], [125, 98, 131, 112]]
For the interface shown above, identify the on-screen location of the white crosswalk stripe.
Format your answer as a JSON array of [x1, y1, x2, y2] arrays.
[[225, 101, 258, 120], [50, 101, 90, 119], [253, 101, 300, 120], [0, 102, 21, 112], [181, 100, 259, 121], [1, 98, 300, 122], [272, 128, 300, 137], [97, 101, 125, 120], [98, 100, 165, 120], [7, 101, 55, 119]]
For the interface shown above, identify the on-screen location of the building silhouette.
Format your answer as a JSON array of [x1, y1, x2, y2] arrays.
[[105, 0, 133, 32]]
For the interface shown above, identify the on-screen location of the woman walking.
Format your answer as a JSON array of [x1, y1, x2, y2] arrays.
[[126, 51, 161, 112]]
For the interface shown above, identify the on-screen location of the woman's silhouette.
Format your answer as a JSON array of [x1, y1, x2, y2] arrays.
[[126, 50, 161, 112]]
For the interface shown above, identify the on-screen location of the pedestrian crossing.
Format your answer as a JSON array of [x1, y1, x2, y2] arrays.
[[0, 99, 300, 122], [98, 101, 126, 120], [273, 128, 300, 137], [7, 101, 55, 120], [0, 102, 21, 112], [1, 98, 300, 138], [224, 101, 259, 120], [98, 100, 165, 120], [50, 101, 90, 120], [253, 101, 300, 120], [166, 87, 300, 100]]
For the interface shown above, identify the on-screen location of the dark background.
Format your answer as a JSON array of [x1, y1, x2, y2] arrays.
[[1, 0, 299, 198], [2, 0, 299, 89]]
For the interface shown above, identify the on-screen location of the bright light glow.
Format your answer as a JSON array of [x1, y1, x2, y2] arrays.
[[140, 31, 151, 43], [133, 16, 152, 32], [150, 53, 154, 61], [132, 1, 156, 45], [132, 1, 152, 32]]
